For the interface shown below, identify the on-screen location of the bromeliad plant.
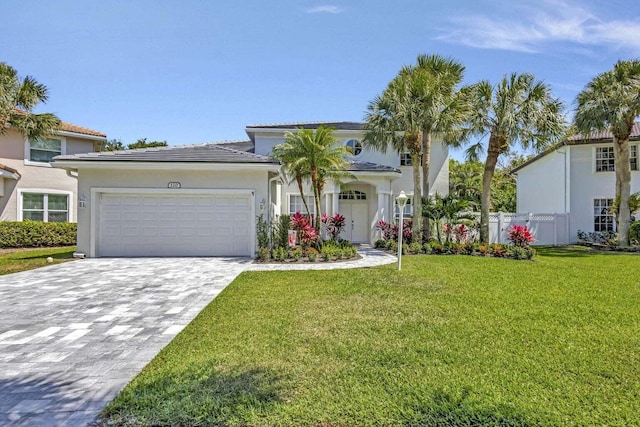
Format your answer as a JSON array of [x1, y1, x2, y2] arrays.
[[290, 212, 319, 249], [507, 225, 535, 247], [376, 219, 413, 244], [321, 213, 346, 241]]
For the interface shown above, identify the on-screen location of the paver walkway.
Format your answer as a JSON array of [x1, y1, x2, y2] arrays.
[[0, 257, 251, 426], [0, 246, 395, 426]]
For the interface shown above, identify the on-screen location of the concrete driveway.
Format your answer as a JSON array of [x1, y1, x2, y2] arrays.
[[0, 257, 251, 426]]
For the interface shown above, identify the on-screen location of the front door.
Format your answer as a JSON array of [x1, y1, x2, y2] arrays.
[[341, 203, 368, 243]]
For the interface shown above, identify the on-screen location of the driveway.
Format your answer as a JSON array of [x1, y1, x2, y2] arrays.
[[0, 257, 251, 426]]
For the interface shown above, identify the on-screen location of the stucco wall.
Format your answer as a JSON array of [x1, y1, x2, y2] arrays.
[[0, 130, 98, 221], [516, 149, 567, 214], [74, 167, 271, 256]]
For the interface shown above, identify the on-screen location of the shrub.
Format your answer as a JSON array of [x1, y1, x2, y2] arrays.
[[430, 242, 445, 254], [374, 239, 386, 249], [630, 222, 640, 244], [402, 243, 409, 255], [271, 215, 291, 249], [409, 242, 423, 254], [460, 242, 475, 255], [577, 229, 617, 246], [524, 246, 536, 260], [490, 244, 507, 257], [291, 247, 303, 261], [477, 244, 490, 256], [256, 215, 269, 249], [387, 240, 398, 253], [376, 220, 398, 241], [305, 247, 319, 262], [423, 242, 433, 254], [272, 247, 287, 261], [508, 225, 535, 247], [0, 221, 76, 248], [257, 247, 270, 261], [509, 246, 526, 260]]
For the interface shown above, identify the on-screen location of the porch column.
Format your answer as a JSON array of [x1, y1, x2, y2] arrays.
[[376, 189, 392, 223], [332, 192, 339, 215]]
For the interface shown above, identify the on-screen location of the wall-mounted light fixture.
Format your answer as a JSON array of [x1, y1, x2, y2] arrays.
[[78, 195, 87, 209], [259, 198, 265, 211]]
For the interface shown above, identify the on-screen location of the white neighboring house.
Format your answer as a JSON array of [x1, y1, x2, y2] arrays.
[[52, 121, 450, 257], [513, 122, 640, 242]]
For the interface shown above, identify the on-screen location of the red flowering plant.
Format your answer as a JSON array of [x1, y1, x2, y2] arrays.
[[453, 224, 470, 243], [290, 212, 319, 249], [508, 224, 535, 247], [321, 213, 346, 241], [376, 220, 398, 241]]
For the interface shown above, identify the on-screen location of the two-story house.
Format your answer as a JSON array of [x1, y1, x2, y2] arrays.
[[1, 121, 107, 223], [52, 121, 449, 257], [513, 123, 640, 242]]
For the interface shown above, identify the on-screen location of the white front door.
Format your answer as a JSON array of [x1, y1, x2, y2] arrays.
[[341, 203, 368, 243]]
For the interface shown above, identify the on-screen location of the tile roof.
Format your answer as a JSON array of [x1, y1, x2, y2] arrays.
[[52, 142, 278, 164], [246, 121, 364, 131], [213, 140, 255, 153], [512, 121, 640, 173], [347, 161, 401, 174], [13, 109, 106, 138]]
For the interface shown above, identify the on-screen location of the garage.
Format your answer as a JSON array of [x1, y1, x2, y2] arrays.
[[97, 191, 253, 257]]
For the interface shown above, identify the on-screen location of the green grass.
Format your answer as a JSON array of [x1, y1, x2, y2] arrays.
[[101, 247, 640, 426], [0, 246, 76, 275]]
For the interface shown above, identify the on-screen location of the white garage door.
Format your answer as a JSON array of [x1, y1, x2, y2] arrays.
[[97, 192, 253, 257]]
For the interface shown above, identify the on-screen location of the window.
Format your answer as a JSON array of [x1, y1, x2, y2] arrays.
[[29, 138, 63, 163], [22, 193, 69, 222], [394, 194, 413, 220], [594, 198, 614, 232], [339, 190, 366, 200], [345, 139, 363, 156], [631, 145, 638, 171], [595, 146, 615, 172], [400, 151, 412, 166], [288, 194, 315, 215]]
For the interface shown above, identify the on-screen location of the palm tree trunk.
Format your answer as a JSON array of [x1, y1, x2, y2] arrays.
[[480, 134, 501, 243], [310, 168, 322, 232], [613, 138, 631, 247], [295, 174, 312, 217], [421, 132, 431, 241], [411, 153, 423, 242]]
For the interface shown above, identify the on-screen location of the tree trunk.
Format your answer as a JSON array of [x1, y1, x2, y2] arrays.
[[295, 174, 312, 217], [411, 153, 423, 243], [421, 132, 431, 241], [480, 134, 501, 243], [310, 168, 322, 232], [613, 138, 631, 247]]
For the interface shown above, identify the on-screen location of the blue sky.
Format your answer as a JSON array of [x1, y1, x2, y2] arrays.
[[3, 0, 640, 159]]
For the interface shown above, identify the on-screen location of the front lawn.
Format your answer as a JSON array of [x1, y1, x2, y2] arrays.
[[101, 247, 640, 426], [0, 246, 76, 275]]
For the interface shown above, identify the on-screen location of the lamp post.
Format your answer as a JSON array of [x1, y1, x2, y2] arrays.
[[396, 191, 408, 271]]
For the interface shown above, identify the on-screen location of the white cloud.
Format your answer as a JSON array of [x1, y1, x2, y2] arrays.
[[436, 0, 640, 54], [306, 5, 343, 14]]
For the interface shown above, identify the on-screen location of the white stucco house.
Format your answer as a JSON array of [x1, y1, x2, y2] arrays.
[[513, 123, 640, 242], [52, 121, 449, 257]]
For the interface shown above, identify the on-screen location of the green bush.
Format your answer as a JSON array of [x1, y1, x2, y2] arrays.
[[423, 242, 433, 254], [409, 242, 423, 254], [374, 239, 387, 249], [630, 221, 640, 244], [0, 221, 76, 248], [291, 247, 303, 261]]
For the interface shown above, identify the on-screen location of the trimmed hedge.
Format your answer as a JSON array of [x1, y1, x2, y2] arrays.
[[0, 221, 77, 248]]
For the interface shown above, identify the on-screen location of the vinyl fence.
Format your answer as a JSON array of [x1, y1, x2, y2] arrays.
[[467, 212, 570, 245]]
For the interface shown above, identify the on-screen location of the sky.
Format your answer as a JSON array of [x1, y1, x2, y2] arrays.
[[3, 0, 640, 160]]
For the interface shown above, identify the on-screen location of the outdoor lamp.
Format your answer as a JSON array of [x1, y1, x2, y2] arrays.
[[396, 191, 408, 271]]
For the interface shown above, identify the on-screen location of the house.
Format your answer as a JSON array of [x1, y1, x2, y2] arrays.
[[0, 120, 106, 223], [513, 123, 640, 242], [52, 121, 449, 257]]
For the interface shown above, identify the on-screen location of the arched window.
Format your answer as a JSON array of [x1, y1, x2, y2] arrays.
[[345, 139, 363, 156]]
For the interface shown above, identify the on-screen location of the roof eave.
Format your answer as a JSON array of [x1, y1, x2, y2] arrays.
[[51, 160, 280, 171]]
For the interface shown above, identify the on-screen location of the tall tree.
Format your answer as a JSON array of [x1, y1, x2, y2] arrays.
[[363, 72, 424, 239], [272, 126, 352, 231], [574, 59, 640, 247], [0, 62, 60, 140], [364, 54, 469, 241], [465, 73, 565, 243]]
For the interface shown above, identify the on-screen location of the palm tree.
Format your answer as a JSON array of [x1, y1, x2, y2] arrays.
[[0, 62, 60, 140], [574, 60, 640, 247], [363, 54, 469, 241], [272, 126, 352, 231], [363, 72, 424, 239], [464, 73, 565, 243]]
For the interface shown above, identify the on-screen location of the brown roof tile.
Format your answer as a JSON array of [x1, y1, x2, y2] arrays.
[[13, 109, 106, 138]]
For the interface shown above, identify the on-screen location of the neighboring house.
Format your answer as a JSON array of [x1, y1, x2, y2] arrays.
[[52, 121, 449, 257], [0, 121, 106, 223], [513, 123, 640, 242]]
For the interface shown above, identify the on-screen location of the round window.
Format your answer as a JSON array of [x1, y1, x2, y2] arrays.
[[346, 139, 363, 156]]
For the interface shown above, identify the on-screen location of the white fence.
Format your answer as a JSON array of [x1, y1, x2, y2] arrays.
[[467, 212, 570, 245]]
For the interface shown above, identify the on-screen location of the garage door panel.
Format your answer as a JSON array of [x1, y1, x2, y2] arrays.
[[98, 192, 252, 257]]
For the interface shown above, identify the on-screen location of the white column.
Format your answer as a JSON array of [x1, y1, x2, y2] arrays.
[[332, 192, 339, 215]]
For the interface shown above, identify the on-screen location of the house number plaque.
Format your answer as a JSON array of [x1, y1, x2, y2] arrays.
[[168, 182, 181, 189]]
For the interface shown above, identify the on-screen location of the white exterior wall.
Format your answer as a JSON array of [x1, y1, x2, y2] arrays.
[[516, 149, 567, 214], [516, 142, 640, 242], [74, 167, 270, 256], [0, 129, 99, 222]]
